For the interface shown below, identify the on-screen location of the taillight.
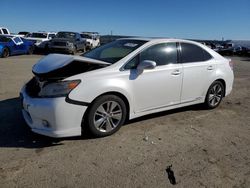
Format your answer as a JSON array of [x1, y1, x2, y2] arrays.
[[229, 60, 234, 70]]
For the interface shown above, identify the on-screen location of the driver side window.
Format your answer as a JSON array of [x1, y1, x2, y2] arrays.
[[124, 42, 177, 70]]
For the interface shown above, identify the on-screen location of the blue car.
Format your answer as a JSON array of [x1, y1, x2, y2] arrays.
[[0, 35, 34, 58]]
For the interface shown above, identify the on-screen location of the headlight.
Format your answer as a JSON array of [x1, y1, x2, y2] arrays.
[[66, 42, 74, 48], [38, 80, 81, 97]]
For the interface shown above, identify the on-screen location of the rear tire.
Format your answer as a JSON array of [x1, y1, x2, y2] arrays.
[[27, 46, 34, 55], [2, 47, 10, 58], [204, 81, 224, 109], [86, 95, 127, 137]]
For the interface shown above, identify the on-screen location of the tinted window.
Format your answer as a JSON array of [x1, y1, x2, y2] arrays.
[[48, 34, 55, 38], [81, 34, 92, 39], [56, 32, 76, 39], [180, 43, 212, 63], [124, 55, 140, 69], [203, 49, 212, 61], [2, 29, 8, 34], [29, 33, 47, 38], [124, 42, 177, 69]]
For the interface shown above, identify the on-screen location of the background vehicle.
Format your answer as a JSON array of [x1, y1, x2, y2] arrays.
[[21, 38, 234, 138], [0, 27, 10, 35], [80, 32, 100, 50], [49, 31, 86, 54], [26, 32, 56, 50], [0, 35, 34, 58], [17, 31, 30, 37]]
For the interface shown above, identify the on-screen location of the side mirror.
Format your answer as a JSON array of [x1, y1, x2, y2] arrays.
[[137, 60, 156, 73]]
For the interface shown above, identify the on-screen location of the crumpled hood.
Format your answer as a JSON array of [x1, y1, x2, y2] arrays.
[[32, 53, 110, 74]]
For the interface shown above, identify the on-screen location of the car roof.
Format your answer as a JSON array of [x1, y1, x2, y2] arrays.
[[57, 31, 79, 34], [0, 34, 15, 38], [31, 32, 56, 34], [117, 37, 207, 46]]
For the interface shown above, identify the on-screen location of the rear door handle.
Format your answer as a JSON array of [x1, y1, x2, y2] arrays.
[[171, 70, 181, 75], [207, 66, 214, 70]]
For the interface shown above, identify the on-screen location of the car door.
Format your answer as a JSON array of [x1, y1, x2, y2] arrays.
[[17, 38, 26, 53], [125, 42, 183, 113], [11, 37, 23, 54], [179, 42, 216, 103]]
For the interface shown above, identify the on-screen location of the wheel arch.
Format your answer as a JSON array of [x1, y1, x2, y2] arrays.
[[207, 78, 226, 97], [91, 91, 130, 120], [1, 46, 11, 57], [81, 91, 131, 131], [214, 78, 226, 97]]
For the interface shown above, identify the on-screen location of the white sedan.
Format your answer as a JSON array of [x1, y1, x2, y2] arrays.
[[20, 38, 234, 137]]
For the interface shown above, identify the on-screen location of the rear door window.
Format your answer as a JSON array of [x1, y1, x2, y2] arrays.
[[180, 43, 212, 63]]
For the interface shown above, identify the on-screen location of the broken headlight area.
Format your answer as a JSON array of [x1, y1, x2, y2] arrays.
[[38, 80, 81, 98], [25, 78, 80, 98]]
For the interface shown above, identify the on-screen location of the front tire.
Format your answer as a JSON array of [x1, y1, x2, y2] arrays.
[[2, 47, 10, 58], [27, 46, 34, 55], [204, 81, 224, 109], [86, 95, 127, 137]]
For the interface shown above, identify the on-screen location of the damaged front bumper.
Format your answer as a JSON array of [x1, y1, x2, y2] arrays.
[[20, 86, 87, 138]]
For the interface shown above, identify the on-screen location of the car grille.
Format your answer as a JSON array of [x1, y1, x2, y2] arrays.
[[53, 41, 67, 46], [25, 77, 41, 97]]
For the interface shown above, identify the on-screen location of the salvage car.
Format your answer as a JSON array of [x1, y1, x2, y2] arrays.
[[17, 31, 30, 37], [49, 31, 86, 54], [0, 35, 34, 58], [80, 32, 100, 50], [20, 38, 234, 138], [26, 32, 56, 50]]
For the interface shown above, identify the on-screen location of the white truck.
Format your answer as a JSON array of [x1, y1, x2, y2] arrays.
[[25, 32, 56, 50], [0, 27, 10, 35], [80, 32, 100, 50]]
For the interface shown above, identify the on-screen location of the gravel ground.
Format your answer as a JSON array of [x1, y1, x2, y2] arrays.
[[0, 55, 250, 188]]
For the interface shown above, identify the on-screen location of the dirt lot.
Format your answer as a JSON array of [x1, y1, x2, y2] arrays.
[[0, 55, 250, 188]]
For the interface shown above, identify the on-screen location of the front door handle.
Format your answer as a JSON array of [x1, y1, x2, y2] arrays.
[[171, 70, 181, 75], [207, 66, 214, 70]]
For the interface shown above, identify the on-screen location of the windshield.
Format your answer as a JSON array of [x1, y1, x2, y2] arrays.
[[83, 39, 147, 64], [81, 34, 92, 39], [56, 32, 76, 39], [28, 33, 47, 38]]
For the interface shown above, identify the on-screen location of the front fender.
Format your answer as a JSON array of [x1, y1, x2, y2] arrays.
[[0, 45, 5, 54], [68, 77, 134, 115]]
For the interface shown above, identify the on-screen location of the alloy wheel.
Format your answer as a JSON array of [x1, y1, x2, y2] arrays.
[[208, 83, 223, 107], [93, 101, 122, 133]]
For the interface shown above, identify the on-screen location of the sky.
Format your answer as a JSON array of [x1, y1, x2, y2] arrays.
[[1, 0, 250, 40]]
